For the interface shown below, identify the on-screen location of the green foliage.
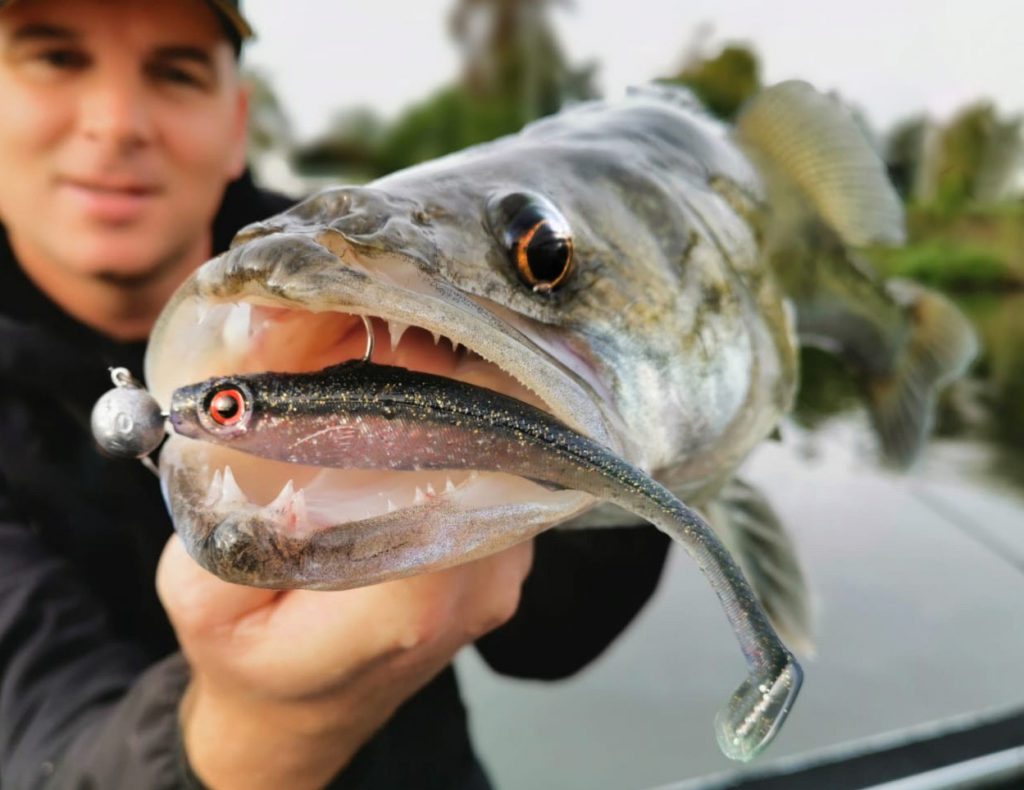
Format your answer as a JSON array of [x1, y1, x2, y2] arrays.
[[933, 103, 997, 211], [953, 294, 1024, 465], [244, 69, 292, 154], [792, 348, 861, 427], [293, 0, 596, 178], [293, 107, 384, 177], [293, 79, 564, 179], [910, 200, 1024, 223], [665, 45, 760, 120], [870, 242, 1016, 291], [992, 342, 1024, 449], [884, 115, 928, 199], [375, 84, 544, 175]]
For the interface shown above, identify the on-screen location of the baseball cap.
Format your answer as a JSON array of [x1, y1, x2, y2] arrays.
[[0, 0, 254, 45], [207, 0, 254, 43]]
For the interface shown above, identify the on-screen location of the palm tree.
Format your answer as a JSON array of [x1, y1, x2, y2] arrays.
[[450, 0, 594, 122]]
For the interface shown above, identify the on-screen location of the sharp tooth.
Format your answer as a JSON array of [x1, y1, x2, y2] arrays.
[[386, 498, 397, 513], [263, 480, 309, 531], [195, 301, 211, 325], [222, 302, 253, 353], [205, 469, 224, 506], [445, 476, 456, 493], [388, 320, 410, 352], [430, 331, 441, 346], [425, 482, 436, 496], [266, 480, 296, 512], [218, 465, 249, 508], [414, 486, 427, 505], [452, 341, 462, 355], [290, 490, 309, 529]]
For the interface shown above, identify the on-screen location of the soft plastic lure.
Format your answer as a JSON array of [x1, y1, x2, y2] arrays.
[[167, 359, 802, 761]]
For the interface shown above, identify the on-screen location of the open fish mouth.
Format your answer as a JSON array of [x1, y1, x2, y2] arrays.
[[146, 232, 625, 588]]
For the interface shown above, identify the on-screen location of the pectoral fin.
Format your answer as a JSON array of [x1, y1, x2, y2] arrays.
[[706, 478, 814, 657]]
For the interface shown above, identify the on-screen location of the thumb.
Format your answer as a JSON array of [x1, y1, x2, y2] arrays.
[[157, 535, 280, 635]]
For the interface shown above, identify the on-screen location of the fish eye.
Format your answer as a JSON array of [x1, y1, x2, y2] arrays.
[[203, 384, 249, 428], [514, 219, 574, 292], [487, 192, 575, 293]]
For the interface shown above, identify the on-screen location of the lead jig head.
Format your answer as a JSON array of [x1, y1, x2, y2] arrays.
[[91, 367, 167, 459]]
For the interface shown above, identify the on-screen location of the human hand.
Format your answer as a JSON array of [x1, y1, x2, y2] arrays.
[[157, 536, 534, 790]]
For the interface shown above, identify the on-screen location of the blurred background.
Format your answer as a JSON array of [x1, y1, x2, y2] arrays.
[[237, 2, 1024, 787]]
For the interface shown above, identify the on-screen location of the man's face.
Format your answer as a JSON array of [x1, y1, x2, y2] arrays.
[[0, 0, 248, 283]]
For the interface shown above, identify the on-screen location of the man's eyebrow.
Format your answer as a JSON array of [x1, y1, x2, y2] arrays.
[[10, 23, 81, 43], [151, 46, 215, 67]]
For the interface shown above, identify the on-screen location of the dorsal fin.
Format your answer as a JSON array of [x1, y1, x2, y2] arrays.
[[736, 80, 905, 247]]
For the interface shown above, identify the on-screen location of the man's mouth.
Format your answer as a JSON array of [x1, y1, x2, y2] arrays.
[[58, 177, 163, 223]]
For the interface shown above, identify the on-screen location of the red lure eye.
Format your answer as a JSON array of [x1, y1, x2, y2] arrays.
[[208, 388, 245, 426]]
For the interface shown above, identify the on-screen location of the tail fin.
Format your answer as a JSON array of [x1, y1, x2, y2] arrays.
[[866, 280, 979, 467]]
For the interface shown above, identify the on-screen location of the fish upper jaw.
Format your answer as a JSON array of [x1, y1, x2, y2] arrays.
[[148, 231, 625, 452], [145, 230, 626, 588]]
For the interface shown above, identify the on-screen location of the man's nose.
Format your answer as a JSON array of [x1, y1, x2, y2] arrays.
[[78, 79, 154, 151]]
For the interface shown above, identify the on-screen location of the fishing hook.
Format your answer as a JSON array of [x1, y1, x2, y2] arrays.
[[360, 314, 376, 362]]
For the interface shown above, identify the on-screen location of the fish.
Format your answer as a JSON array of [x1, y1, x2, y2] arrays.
[[142, 79, 976, 755], [168, 358, 802, 761]]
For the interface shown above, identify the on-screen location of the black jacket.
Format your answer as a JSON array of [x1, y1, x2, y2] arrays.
[[0, 173, 670, 789]]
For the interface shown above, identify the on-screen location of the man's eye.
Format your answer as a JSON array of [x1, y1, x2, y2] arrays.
[[149, 63, 208, 89], [36, 48, 89, 69]]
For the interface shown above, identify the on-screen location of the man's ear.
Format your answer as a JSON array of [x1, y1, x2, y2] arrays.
[[226, 80, 250, 180]]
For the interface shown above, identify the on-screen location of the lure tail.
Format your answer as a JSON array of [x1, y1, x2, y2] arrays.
[[611, 483, 802, 762], [716, 660, 803, 762]]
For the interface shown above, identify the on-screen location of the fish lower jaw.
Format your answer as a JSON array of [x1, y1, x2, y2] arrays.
[[202, 463, 484, 536], [164, 435, 589, 542]]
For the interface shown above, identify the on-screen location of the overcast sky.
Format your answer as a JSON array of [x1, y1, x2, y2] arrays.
[[242, 0, 1023, 143]]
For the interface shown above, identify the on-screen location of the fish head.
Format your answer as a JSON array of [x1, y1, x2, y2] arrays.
[[147, 98, 795, 588]]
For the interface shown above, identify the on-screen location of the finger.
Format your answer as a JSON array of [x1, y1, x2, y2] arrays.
[[157, 535, 280, 635], [267, 540, 535, 660], [435, 540, 536, 640], [462, 538, 535, 592]]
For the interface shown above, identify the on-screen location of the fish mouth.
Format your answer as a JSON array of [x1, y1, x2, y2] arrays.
[[146, 232, 624, 588]]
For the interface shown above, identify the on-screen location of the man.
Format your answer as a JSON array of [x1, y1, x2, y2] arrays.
[[0, 1, 670, 788]]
